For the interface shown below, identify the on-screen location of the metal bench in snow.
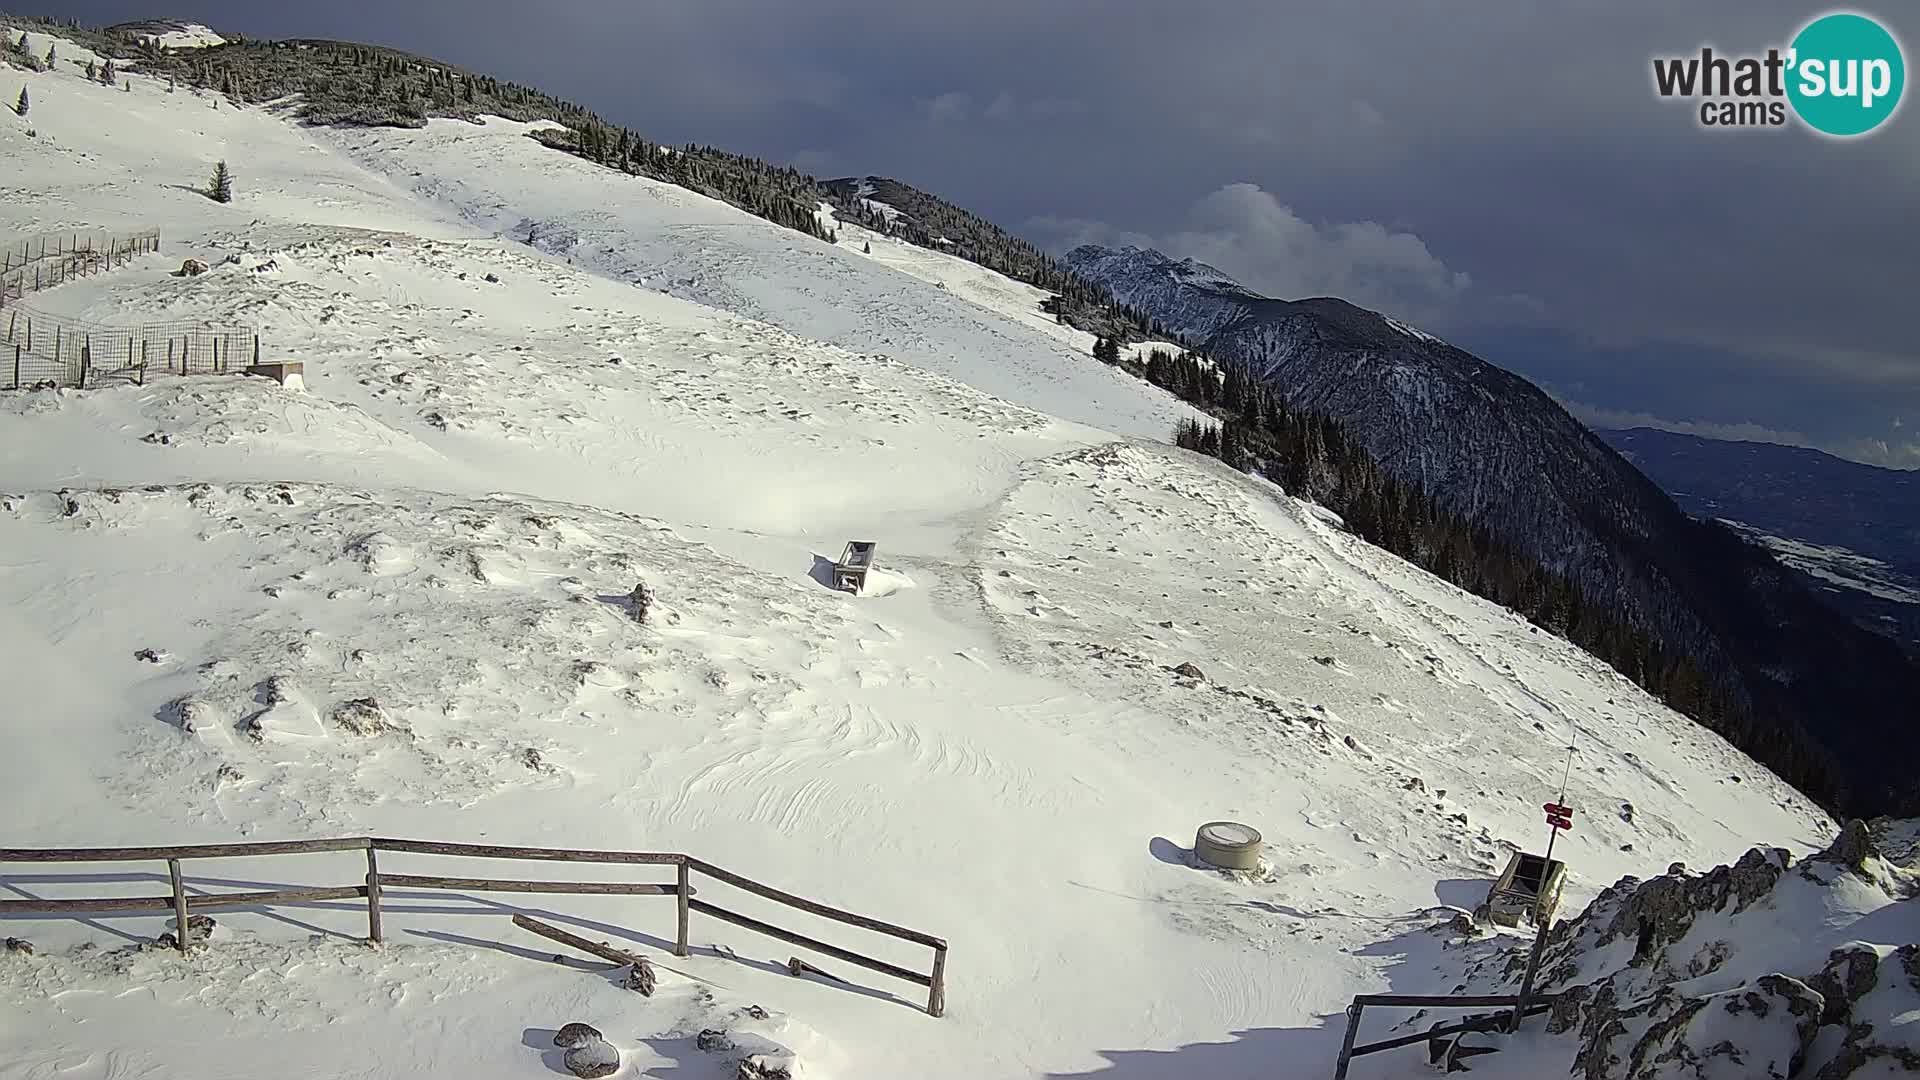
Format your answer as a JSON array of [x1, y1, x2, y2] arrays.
[[833, 541, 877, 593]]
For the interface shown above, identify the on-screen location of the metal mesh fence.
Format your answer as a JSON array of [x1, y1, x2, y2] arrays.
[[0, 230, 163, 307], [4, 306, 262, 389], [1, 229, 266, 390]]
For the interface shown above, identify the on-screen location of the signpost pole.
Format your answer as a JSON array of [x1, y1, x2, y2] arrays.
[[1511, 739, 1577, 1033]]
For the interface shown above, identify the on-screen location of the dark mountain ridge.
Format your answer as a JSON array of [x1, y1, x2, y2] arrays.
[[1068, 243, 1920, 816], [1601, 427, 1920, 647]]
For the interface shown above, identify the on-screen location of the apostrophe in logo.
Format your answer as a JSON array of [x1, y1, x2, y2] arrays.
[[1651, 11, 1905, 137], [1787, 12, 1904, 136]]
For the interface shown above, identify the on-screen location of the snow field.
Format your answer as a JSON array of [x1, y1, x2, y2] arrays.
[[0, 25, 1845, 1080]]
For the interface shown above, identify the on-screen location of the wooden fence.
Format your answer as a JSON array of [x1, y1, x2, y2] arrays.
[[0, 837, 949, 1017]]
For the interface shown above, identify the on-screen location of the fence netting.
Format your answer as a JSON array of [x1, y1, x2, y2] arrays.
[[1, 228, 266, 390], [4, 306, 261, 389], [0, 230, 163, 307]]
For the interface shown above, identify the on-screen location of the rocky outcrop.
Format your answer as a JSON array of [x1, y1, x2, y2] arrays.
[[1456, 819, 1920, 1079]]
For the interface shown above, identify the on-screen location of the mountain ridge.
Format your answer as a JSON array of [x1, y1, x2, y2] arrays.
[[1067, 241, 1920, 816]]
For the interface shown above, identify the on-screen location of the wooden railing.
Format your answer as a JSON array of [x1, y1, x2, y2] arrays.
[[0, 837, 948, 1017]]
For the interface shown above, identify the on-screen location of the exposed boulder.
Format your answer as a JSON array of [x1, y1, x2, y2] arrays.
[[1811, 819, 1878, 874], [562, 1038, 619, 1079], [176, 258, 209, 277], [737, 1056, 795, 1080], [696, 1029, 735, 1053], [622, 957, 657, 995], [553, 1023, 602, 1049], [156, 914, 216, 950], [330, 697, 389, 736], [1171, 661, 1205, 681]]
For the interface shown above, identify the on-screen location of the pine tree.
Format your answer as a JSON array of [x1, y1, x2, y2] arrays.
[[100, 59, 115, 85], [14, 86, 26, 117], [85, 59, 96, 80], [45, 44, 55, 67], [208, 160, 233, 204]]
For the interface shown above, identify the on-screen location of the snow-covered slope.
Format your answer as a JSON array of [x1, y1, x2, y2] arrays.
[[0, 28, 1838, 1080], [315, 120, 1194, 442]]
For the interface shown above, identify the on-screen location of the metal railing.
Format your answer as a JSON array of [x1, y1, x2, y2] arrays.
[[0, 837, 948, 1016], [1331, 993, 1555, 1077]]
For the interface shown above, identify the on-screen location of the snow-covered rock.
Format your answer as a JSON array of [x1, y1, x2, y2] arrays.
[[1445, 819, 1920, 1079]]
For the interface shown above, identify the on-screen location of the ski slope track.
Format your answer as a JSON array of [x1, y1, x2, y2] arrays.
[[0, 28, 1850, 1079]]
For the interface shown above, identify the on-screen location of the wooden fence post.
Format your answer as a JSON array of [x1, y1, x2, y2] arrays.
[[928, 945, 948, 1017], [12, 344, 19, 391], [365, 847, 384, 945], [167, 858, 190, 955], [253, 335, 260, 365], [167, 338, 175, 374], [676, 860, 691, 957], [80, 335, 89, 389]]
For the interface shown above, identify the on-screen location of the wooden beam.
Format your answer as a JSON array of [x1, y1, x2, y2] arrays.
[[0, 838, 373, 862], [365, 847, 383, 945], [379, 874, 688, 896], [0, 885, 366, 914], [373, 838, 681, 865], [675, 861, 691, 957], [685, 858, 944, 950], [687, 898, 931, 989], [511, 913, 657, 995], [928, 945, 948, 1018], [167, 859, 189, 955]]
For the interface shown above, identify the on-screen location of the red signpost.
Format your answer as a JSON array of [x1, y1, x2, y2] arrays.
[[1543, 802, 1574, 831]]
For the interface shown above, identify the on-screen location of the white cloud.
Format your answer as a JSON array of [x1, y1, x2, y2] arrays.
[[922, 91, 972, 124], [1036, 183, 1492, 325], [982, 92, 1086, 121]]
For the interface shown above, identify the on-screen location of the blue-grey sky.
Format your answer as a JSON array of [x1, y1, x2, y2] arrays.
[[29, 1, 1920, 465]]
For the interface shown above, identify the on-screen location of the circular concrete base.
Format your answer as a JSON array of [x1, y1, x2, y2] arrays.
[[1195, 821, 1263, 870]]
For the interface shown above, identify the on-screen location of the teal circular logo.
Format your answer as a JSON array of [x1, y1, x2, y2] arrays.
[[1787, 12, 1905, 136]]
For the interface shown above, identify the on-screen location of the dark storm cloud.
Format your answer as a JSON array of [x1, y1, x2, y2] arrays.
[[34, 0, 1920, 462]]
